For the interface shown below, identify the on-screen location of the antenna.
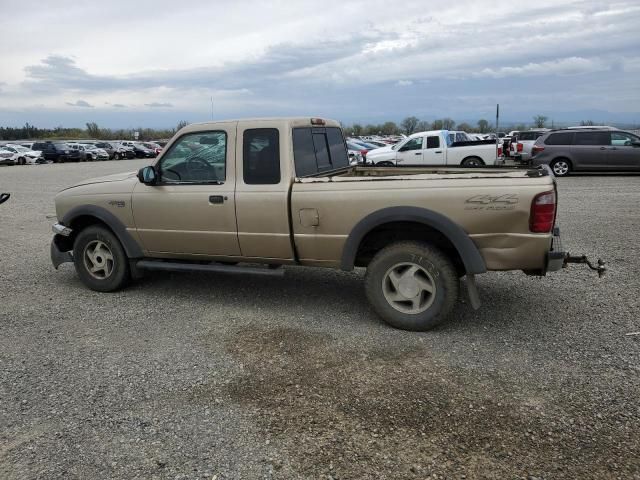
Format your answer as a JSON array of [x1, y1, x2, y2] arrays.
[[210, 96, 214, 120]]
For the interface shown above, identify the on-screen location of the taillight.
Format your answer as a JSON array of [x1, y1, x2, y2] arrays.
[[530, 190, 556, 233], [531, 145, 545, 156], [517, 143, 523, 152]]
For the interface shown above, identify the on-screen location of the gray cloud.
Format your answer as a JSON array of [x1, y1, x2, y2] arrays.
[[144, 102, 173, 108], [65, 99, 93, 107], [112, 103, 126, 108]]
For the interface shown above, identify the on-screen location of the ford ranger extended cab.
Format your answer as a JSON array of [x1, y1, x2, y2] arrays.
[[50, 118, 603, 331], [366, 129, 500, 167]]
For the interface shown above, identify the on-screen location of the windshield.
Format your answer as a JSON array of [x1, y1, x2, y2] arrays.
[[9, 145, 29, 152]]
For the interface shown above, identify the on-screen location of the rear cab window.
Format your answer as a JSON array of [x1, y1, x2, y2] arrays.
[[293, 127, 348, 176], [243, 128, 280, 185]]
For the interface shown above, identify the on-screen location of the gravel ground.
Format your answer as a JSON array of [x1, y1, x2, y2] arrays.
[[0, 161, 639, 480]]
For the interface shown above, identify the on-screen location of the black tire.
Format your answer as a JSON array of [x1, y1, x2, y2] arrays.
[[73, 225, 131, 292], [114, 152, 121, 160], [461, 156, 484, 167], [364, 241, 459, 331], [18, 157, 26, 165], [378, 161, 395, 167], [550, 158, 571, 177]]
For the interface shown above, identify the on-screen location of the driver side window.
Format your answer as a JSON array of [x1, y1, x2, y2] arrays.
[[401, 137, 424, 151], [159, 131, 227, 183], [611, 132, 636, 147]]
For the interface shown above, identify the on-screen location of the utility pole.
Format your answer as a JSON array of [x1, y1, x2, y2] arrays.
[[496, 104, 500, 160]]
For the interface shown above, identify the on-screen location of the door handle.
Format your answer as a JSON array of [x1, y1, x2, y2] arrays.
[[599, 147, 606, 150], [209, 195, 226, 204], [415, 152, 422, 155], [435, 150, 443, 153]]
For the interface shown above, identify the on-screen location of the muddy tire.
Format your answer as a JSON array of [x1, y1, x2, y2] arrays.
[[73, 225, 130, 292], [365, 241, 459, 331]]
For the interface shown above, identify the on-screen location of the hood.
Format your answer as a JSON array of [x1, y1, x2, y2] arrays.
[[366, 145, 395, 158], [62, 171, 137, 190]]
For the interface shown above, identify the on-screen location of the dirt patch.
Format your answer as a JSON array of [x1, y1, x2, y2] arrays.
[[195, 325, 640, 479]]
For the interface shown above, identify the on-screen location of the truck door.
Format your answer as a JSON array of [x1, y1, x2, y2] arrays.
[[395, 136, 425, 165], [234, 124, 295, 260], [422, 135, 446, 165], [131, 124, 241, 257]]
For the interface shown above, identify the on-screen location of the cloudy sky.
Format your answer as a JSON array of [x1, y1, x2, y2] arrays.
[[1, 0, 639, 128]]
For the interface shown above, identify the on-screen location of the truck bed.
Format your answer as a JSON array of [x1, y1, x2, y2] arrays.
[[298, 165, 549, 182]]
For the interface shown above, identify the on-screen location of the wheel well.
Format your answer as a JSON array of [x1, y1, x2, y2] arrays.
[[461, 156, 485, 166], [551, 157, 572, 167], [353, 221, 465, 275], [57, 215, 113, 252]]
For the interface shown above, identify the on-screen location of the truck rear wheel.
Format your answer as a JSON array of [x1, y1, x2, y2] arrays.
[[461, 156, 484, 167], [73, 225, 130, 292], [365, 241, 459, 331]]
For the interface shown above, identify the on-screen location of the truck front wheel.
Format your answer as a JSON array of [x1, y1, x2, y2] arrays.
[[73, 225, 130, 292], [364, 241, 459, 331]]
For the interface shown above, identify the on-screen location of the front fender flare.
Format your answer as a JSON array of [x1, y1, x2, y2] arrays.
[[61, 205, 144, 258], [340, 206, 486, 274]]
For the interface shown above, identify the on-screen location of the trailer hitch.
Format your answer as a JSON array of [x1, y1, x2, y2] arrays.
[[564, 254, 606, 277]]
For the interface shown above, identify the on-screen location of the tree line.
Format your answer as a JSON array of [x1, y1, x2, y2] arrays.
[[0, 116, 612, 141], [0, 121, 190, 141], [343, 115, 561, 137]]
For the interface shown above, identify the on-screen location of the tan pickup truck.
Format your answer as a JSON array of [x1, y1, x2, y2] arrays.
[[51, 118, 603, 331]]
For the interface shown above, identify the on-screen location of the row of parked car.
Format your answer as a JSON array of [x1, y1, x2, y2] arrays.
[[0, 140, 166, 165], [500, 126, 640, 176]]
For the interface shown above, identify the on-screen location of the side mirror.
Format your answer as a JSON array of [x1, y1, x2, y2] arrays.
[[137, 166, 157, 185]]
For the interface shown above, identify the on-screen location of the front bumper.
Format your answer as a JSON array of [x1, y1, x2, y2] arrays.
[[51, 223, 74, 269]]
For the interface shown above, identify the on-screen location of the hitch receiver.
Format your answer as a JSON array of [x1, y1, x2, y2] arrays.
[[564, 254, 606, 277]]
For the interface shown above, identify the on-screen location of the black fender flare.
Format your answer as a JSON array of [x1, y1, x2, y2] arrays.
[[340, 206, 486, 274], [62, 205, 144, 258]]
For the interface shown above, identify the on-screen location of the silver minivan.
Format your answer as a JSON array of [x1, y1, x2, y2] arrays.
[[530, 129, 640, 176]]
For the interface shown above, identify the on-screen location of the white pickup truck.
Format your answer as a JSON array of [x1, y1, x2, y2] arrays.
[[367, 130, 500, 167]]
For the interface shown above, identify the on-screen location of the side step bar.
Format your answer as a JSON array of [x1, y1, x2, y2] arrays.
[[136, 260, 285, 277]]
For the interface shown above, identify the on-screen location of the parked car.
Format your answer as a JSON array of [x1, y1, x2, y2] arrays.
[[68, 143, 109, 161], [142, 142, 163, 155], [509, 129, 549, 162], [0, 148, 16, 166], [119, 141, 156, 158], [109, 142, 137, 159], [0, 144, 45, 164], [448, 131, 474, 143], [528, 129, 640, 176], [49, 117, 602, 332], [367, 130, 501, 167], [32, 142, 82, 163]]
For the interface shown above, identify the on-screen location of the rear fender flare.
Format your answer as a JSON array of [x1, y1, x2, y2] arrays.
[[340, 206, 486, 274]]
